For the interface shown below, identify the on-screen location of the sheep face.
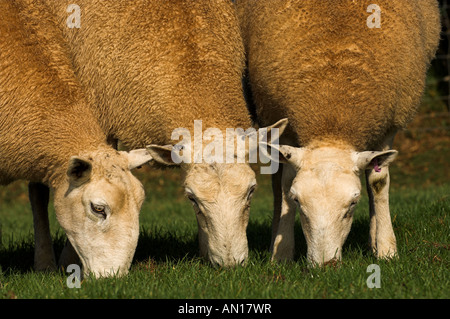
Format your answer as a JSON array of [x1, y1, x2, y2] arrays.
[[275, 143, 397, 265], [184, 162, 256, 267], [145, 149, 256, 268], [53, 149, 152, 277]]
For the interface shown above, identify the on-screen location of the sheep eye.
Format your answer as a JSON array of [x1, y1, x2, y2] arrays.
[[247, 185, 256, 201], [90, 203, 106, 218], [349, 195, 360, 209], [187, 194, 198, 206], [289, 189, 300, 207], [343, 200, 359, 219]]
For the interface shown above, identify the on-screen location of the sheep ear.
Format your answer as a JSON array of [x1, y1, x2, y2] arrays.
[[258, 118, 289, 142], [146, 144, 182, 166], [269, 118, 289, 135], [355, 150, 398, 171], [278, 145, 305, 166], [277, 144, 306, 168], [126, 149, 153, 170], [260, 142, 305, 168], [67, 157, 92, 185], [243, 118, 289, 157]]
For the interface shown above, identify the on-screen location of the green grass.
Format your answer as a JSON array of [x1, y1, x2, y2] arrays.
[[0, 169, 448, 299]]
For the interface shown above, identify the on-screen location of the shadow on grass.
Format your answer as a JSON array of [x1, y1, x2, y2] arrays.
[[0, 240, 34, 273], [132, 220, 284, 265], [132, 226, 199, 264], [343, 217, 372, 258], [246, 219, 307, 260], [0, 232, 67, 274], [246, 215, 372, 262], [0, 216, 373, 273]]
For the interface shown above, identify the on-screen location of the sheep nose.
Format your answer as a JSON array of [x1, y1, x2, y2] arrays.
[[234, 254, 247, 267]]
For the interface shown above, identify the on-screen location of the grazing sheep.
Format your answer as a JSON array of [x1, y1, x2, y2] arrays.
[[0, 0, 152, 276], [28, 0, 287, 268], [237, 0, 441, 264]]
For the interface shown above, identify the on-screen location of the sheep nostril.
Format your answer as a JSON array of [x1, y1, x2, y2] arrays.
[[209, 257, 222, 269]]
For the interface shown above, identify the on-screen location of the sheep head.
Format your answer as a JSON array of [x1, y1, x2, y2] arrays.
[[147, 119, 288, 267], [271, 141, 397, 265], [53, 148, 152, 277]]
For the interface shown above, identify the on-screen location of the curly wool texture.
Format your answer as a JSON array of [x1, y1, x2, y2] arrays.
[[237, 0, 441, 150], [44, 0, 252, 149], [0, 0, 107, 186]]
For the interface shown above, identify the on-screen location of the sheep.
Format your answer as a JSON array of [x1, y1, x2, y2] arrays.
[[0, 0, 153, 276], [236, 0, 441, 265], [27, 0, 287, 268]]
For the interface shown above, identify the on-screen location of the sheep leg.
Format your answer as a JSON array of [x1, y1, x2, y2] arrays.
[[29, 182, 56, 271], [271, 163, 297, 261], [270, 163, 283, 250], [365, 172, 377, 250], [365, 136, 397, 259]]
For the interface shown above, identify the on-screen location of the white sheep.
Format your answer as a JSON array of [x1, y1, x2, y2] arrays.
[[237, 0, 441, 265], [0, 0, 152, 276]]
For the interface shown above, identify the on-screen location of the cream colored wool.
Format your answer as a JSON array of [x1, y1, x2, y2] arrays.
[[237, 0, 441, 150], [45, 0, 252, 147]]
